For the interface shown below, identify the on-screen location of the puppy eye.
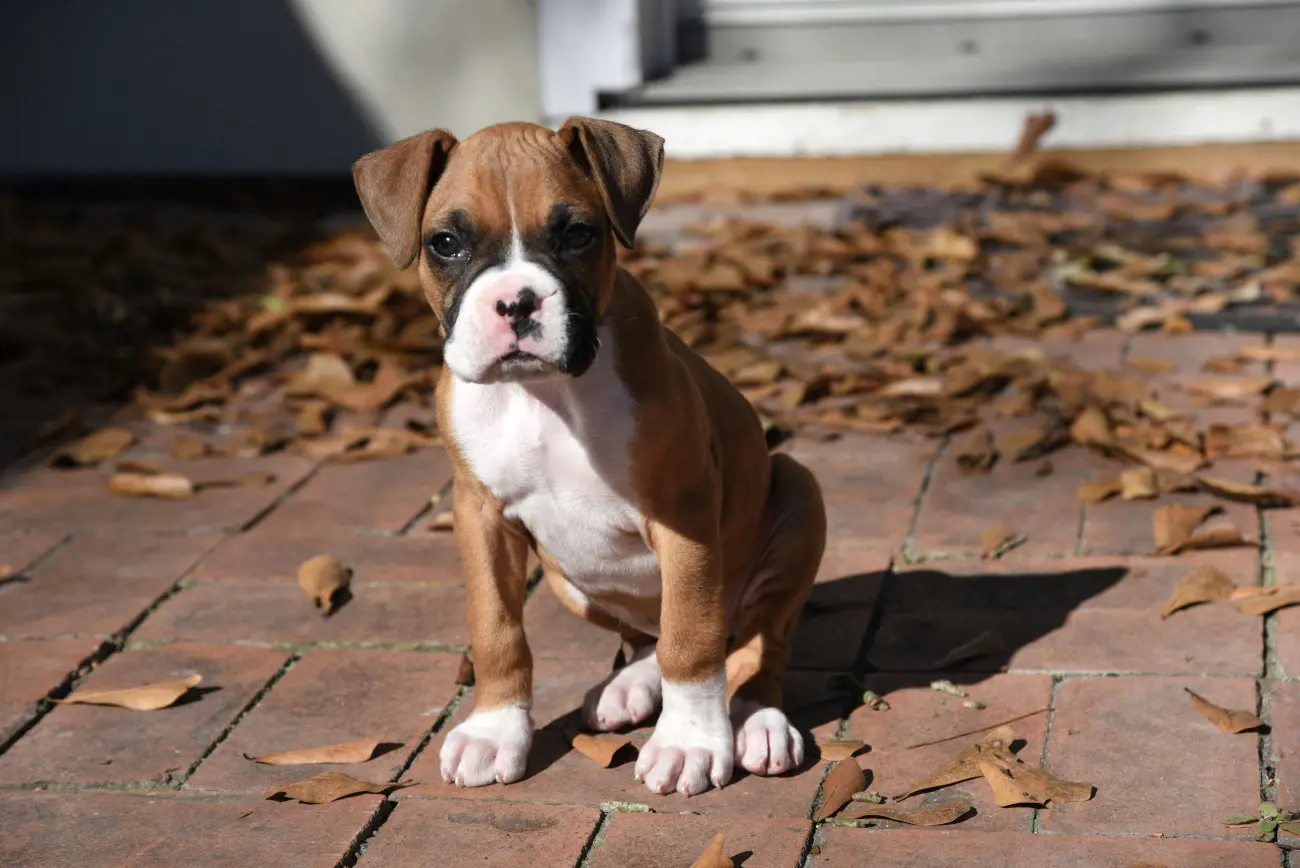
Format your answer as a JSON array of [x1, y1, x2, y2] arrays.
[[427, 232, 463, 259], [561, 224, 594, 251]]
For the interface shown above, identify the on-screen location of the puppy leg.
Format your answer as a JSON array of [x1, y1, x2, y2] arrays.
[[541, 569, 663, 731], [727, 453, 826, 777], [439, 482, 534, 788], [635, 516, 733, 797]]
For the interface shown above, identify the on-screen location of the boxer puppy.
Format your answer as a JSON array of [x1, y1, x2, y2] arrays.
[[353, 119, 826, 796]]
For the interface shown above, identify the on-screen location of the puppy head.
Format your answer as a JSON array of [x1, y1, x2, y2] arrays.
[[353, 118, 664, 384]]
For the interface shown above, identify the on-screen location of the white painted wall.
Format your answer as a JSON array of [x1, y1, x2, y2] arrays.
[[291, 0, 542, 142]]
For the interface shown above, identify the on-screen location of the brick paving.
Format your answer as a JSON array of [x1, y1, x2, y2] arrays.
[[0, 201, 1296, 866]]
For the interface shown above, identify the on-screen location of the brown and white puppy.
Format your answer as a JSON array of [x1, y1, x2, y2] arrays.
[[353, 119, 826, 796]]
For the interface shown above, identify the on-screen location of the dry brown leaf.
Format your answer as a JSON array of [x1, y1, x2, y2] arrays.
[[1077, 478, 1122, 503], [842, 791, 973, 825], [817, 740, 867, 761], [815, 758, 867, 821], [1120, 466, 1159, 500], [954, 426, 997, 475], [1070, 406, 1112, 446], [107, 471, 195, 500], [1153, 504, 1218, 555], [428, 511, 455, 532], [978, 759, 1095, 807], [980, 523, 1025, 560], [1197, 475, 1300, 507], [1235, 585, 1300, 615], [1160, 564, 1237, 618], [297, 554, 351, 616], [571, 732, 635, 768], [1126, 356, 1177, 376], [995, 427, 1049, 462], [58, 673, 202, 711], [897, 726, 1017, 799], [1229, 586, 1277, 602], [295, 400, 333, 435], [263, 771, 413, 804], [168, 434, 212, 460], [48, 427, 136, 468], [1178, 522, 1253, 554], [1182, 376, 1274, 403], [1185, 688, 1263, 733], [689, 833, 732, 868], [1011, 111, 1056, 160], [286, 353, 356, 400], [244, 735, 385, 765]]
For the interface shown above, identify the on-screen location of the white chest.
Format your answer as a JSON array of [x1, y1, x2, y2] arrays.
[[448, 340, 661, 598]]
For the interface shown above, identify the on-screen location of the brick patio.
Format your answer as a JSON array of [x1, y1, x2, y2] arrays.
[[0, 201, 1296, 867]]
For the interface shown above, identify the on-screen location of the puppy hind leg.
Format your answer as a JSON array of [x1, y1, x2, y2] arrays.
[[727, 453, 827, 776]]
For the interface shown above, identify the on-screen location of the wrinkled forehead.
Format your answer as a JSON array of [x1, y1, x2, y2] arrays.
[[421, 129, 602, 236]]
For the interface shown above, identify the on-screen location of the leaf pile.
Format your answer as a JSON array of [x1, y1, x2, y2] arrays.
[[12, 117, 1300, 518]]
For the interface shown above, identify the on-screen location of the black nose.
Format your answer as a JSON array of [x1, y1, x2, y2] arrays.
[[495, 288, 541, 339], [495, 288, 539, 321]]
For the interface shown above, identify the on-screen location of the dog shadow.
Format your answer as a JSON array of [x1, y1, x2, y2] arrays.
[[523, 560, 1127, 785]]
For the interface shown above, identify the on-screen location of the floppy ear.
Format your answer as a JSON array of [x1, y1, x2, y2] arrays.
[[557, 117, 665, 250], [352, 129, 458, 269]]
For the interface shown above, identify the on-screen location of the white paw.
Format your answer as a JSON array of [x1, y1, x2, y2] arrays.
[[582, 646, 663, 731], [634, 675, 733, 796], [439, 706, 533, 787], [731, 700, 803, 776]]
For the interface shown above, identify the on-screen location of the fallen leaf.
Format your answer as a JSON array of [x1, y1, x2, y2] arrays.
[[106, 471, 196, 500], [954, 426, 997, 474], [930, 679, 968, 698], [1077, 478, 1122, 503], [1178, 521, 1253, 554], [263, 772, 413, 804], [1070, 406, 1112, 446], [1185, 688, 1263, 733], [571, 732, 635, 767], [815, 759, 867, 821], [980, 523, 1026, 559], [428, 511, 454, 531], [1010, 111, 1056, 160], [995, 427, 1049, 462], [244, 735, 385, 765], [906, 710, 1049, 750], [295, 400, 333, 435], [978, 759, 1095, 807], [930, 629, 1006, 669], [1182, 376, 1274, 403], [297, 554, 351, 615], [1152, 504, 1218, 555], [1160, 564, 1237, 618], [1236, 585, 1300, 615], [1120, 466, 1159, 500], [1197, 475, 1300, 507], [237, 809, 254, 819], [818, 740, 867, 761], [842, 791, 974, 825], [58, 674, 202, 711], [897, 726, 1018, 799], [48, 427, 136, 467], [1126, 356, 1176, 376], [286, 353, 356, 400], [168, 434, 212, 460], [690, 833, 732, 868]]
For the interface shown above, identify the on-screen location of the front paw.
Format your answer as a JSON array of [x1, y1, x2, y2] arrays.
[[582, 646, 662, 731], [634, 677, 733, 796], [732, 700, 803, 776], [439, 706, 533, 787]]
